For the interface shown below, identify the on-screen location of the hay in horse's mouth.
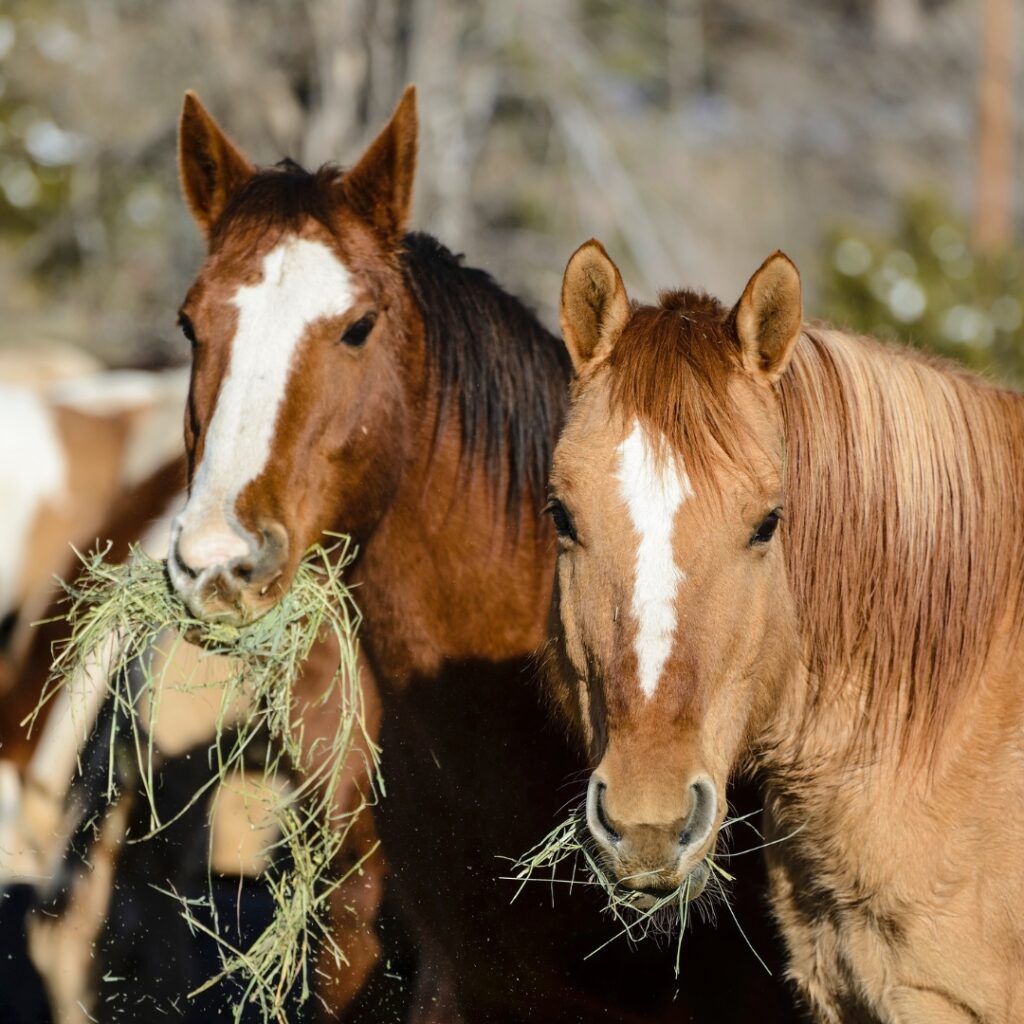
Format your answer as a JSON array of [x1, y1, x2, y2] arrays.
[[27, 536, 377, 1023], [505, 808, 756, 977]]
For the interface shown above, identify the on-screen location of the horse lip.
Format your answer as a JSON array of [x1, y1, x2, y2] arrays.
[[615, 859, 710, 909]]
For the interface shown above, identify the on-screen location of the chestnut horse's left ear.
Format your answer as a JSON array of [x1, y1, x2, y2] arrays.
[[178, 91, 254, 240], [342, 85, 418, 241], [731, 251, 803, 383]]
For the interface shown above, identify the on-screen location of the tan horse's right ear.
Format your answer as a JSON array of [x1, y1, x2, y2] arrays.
[[559, 240, 631, 373], [731, 251, 802, 383], [178, 92, 254, 239]]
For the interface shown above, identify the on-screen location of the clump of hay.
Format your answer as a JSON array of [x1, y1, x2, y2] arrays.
[[28, 537, 377, 1023], [507, 807, 773, 977]]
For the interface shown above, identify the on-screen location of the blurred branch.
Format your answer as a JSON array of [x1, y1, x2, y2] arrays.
[[534, 0, 681, 284], [407, 0, 500, 245], [973, 0, 1015, 255], [301, 0, 369, 166]]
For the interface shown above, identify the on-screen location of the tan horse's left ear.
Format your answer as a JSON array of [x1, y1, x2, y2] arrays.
[[342, 85, 418, 241], [731, 251, 802, 383], [559, 239, 631, 373], [178, 92, 254, 240]]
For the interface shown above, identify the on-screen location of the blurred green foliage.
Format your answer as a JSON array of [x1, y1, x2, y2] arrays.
[[821, 193, 1024, 384]]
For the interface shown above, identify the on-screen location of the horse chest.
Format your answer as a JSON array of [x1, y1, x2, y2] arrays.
[[767, 840, 1014, 1024]]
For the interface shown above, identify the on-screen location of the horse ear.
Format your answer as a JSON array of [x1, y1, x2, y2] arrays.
[[731, 251, 802, 382], [178, 91, 253, 239], [559, 239, 631, 373], [342, 85, 418, 241]]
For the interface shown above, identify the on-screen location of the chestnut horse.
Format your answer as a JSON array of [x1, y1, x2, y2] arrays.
[[170, 88, 796, 1022], [547, 238, 1024, 1023]]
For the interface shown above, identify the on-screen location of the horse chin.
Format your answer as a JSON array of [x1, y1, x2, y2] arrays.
[[614, 859, 711, 912], [173, 578, 285, 629]]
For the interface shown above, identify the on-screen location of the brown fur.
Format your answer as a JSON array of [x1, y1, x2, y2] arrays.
[[552, 241, 1024, 1023]]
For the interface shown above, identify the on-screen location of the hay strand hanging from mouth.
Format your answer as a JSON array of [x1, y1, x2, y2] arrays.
[[27, 536, 377, 1023], [505, 807, 758, 979]]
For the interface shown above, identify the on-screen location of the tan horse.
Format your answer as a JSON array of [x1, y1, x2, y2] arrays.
[[0, 367, 188, 668], [545, 238, 1024, 1023]]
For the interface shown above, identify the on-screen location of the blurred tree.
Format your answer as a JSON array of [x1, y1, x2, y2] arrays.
[[0, 0, 1020, 369], [821, 192, 1024, 382]]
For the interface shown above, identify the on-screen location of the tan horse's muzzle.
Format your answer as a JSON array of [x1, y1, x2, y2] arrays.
[[168, 516, 291, 625], [585, 771, 717, 900]]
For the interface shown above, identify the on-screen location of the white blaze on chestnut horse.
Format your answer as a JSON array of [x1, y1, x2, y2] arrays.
[[546, 239, 1024, 1023]]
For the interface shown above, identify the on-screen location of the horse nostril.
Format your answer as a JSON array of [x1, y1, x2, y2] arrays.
[[679, 776, 716, 851], [172, 542, 199, 580], [594, 781, 621, 843], [231, 562, 254, 584]]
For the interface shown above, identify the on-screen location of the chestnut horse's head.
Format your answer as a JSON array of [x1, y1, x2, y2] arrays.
[[170, 88, 419, 623], [547, 241, 804, 902]]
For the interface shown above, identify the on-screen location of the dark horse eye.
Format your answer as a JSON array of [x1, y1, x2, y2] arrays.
[[750, 507, 782, 547], [178, 313, 197, 348], [546, 498, 578, 543], [340, 314, 376, 348]]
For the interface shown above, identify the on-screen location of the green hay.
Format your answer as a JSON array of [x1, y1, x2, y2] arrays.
[[506, 807, 770, 979], [27, 537, 378, 1023]]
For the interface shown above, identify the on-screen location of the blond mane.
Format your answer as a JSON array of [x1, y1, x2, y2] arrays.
[[780, 326, 1024, 746]]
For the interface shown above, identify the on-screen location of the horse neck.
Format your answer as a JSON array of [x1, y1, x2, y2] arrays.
[[352, 328, 564, 686], [761, 325, 1024, 795]]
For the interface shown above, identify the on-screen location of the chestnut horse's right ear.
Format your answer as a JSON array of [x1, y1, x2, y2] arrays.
[[559, 240, 631, 373], [178, 91, 253, 239], [342, 85, 418, 241]]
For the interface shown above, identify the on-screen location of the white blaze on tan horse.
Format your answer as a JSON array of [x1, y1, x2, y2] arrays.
[[548, 238, 1024, 1022]]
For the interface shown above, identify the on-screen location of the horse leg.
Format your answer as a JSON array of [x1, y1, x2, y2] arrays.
[[407, 938, 465, 1024], [290, 638, 389, 1019], [313, 808, 387, 1020], [27, 792, 132, 1024]]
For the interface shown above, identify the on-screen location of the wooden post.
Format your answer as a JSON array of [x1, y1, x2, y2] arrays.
[[973, 0, 1016, 255]]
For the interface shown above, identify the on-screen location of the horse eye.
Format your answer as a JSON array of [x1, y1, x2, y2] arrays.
[[546, 498, 578, 543], [340, 314, 376, 348], [750, 508, 782, 547], [178, 313, 197, 348]]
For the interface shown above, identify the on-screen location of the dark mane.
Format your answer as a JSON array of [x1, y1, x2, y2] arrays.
[[401, 232, 571, 515], [212, 159, 345, 243]]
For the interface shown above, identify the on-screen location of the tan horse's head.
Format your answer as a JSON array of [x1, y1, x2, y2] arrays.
[[169, 88, 419, 623], [548, 240, 804, 902]]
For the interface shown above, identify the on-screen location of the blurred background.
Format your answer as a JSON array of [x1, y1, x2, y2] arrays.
[[0, 0, 1020, 378]]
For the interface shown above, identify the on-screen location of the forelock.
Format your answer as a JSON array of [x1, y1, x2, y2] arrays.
[[211, 160, 346, 246], [605, 290, 766, 490]]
